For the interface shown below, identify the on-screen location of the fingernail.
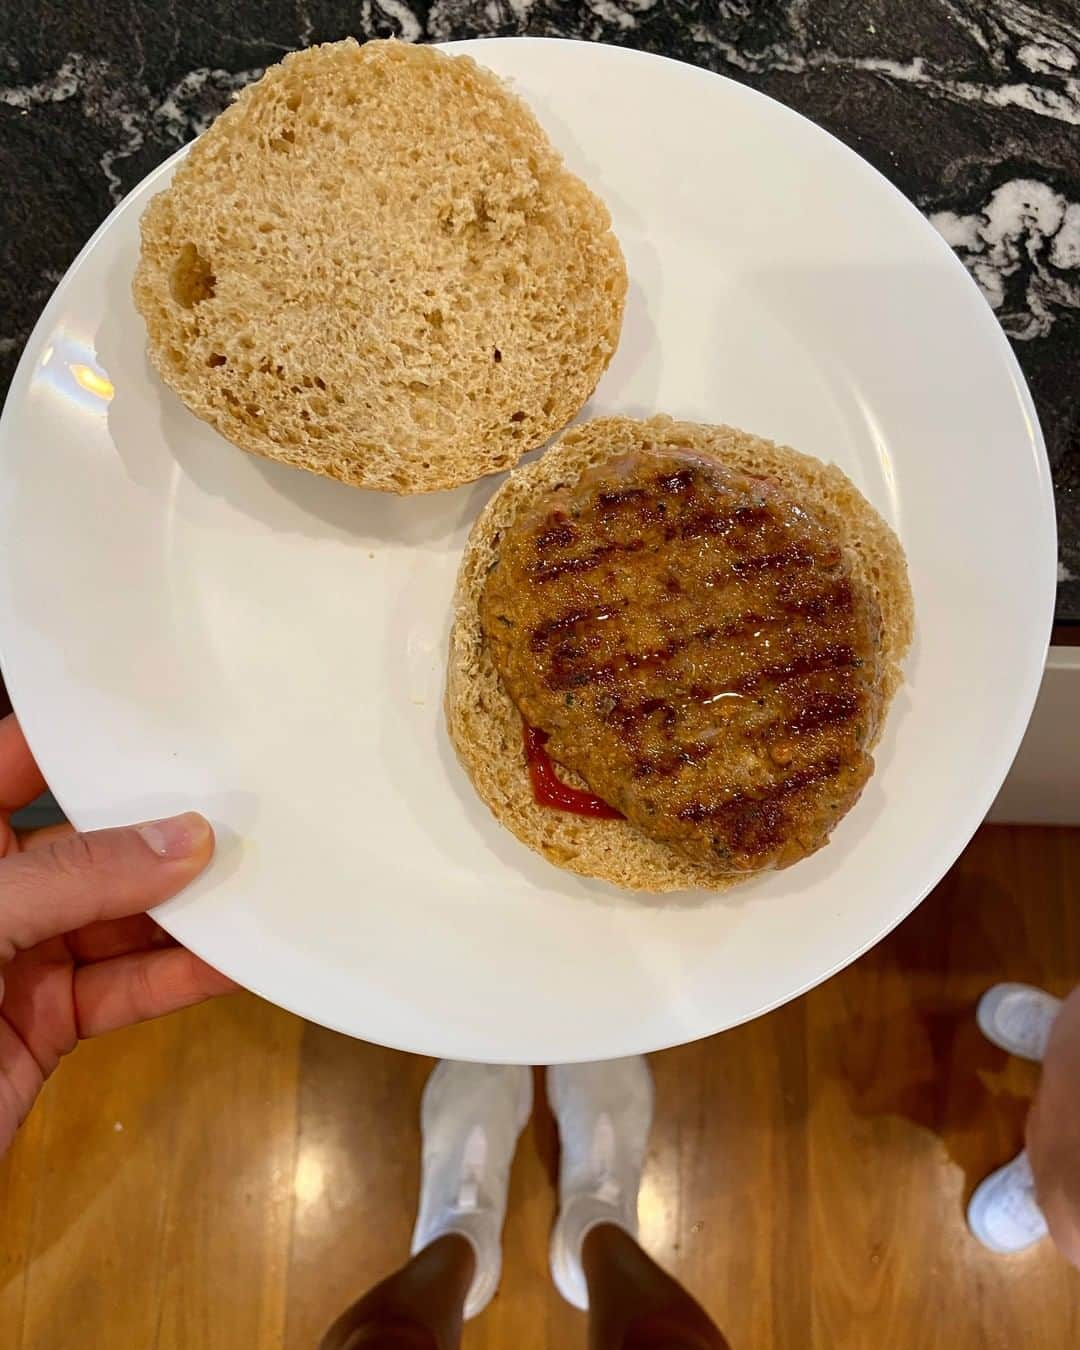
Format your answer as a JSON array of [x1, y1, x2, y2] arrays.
[[135, 812, 211, 860]]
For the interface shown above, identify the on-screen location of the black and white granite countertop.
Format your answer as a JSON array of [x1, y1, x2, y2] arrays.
[[2, 1, 1078, 623]]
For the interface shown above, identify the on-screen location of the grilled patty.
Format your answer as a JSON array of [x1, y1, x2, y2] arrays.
[[480, 448, 885, 874]]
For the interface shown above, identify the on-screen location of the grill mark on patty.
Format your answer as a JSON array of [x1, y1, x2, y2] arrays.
[[535, 519, 577, 551], [546, 624, 720, 692], [784, 688, 861, 735], [784, 579, 854, 618], [634, 740, 716, 779], [656, 467, 696, 494], [605, 686, 741, 743], [735, 644, 857, 694], [676, 755, 845, 855], [719, 610, 774, 640], [720, 584, 855, 641], [597, 487, 648, 511], [530, 482, 798, 633], [531, 537, 646, 583], [730, 543, 816, 576], [553, 637, 856, 704], [549, 618, 857, 727], [628, 686, 860, 783], [674, 503, 772, 543], [607, 696, 679, 737], [529, 604, 619, 652]]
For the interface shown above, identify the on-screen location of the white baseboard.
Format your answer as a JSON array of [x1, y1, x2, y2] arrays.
[[988, 646, 1080, 825]]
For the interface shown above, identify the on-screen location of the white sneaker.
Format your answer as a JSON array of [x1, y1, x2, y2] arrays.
[[967, 1150, 1048, 1254], [976, 983, 1061, 1061], [547, 1056, 654, 1311], [410, 1061, 533, 1319]]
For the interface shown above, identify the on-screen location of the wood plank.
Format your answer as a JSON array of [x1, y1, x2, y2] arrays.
[[8, 993, 300, 1350], [16, 1012, 189, 1350], [153, 994, 302, 1350], [468, 1068, 582, 1348], [807, 826, 1080, 1349], [282, 1026, 433, 1348], [644, 999, 810, 1350], [0, 1074, 47, 1347]]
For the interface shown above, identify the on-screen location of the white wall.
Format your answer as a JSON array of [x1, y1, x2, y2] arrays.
[[988, 646, 1080, 825]]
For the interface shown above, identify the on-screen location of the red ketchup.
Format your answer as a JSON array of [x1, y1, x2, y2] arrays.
[[523, 724, 624, 820]]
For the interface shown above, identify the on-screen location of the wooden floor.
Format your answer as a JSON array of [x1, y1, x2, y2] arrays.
[[0, 825, 1077, 1349]]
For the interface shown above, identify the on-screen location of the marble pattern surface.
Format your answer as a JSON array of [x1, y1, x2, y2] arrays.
[[1, 0, 1077, 618]]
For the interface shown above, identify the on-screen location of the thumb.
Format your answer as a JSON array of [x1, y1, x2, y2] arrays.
[[0, 813, 214, 955]]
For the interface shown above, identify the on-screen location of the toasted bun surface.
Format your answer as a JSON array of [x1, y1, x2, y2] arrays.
[[133, 39, 626, 493], [446, 416, 913, 893]]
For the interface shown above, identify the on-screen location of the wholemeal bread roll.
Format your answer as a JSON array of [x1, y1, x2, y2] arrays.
[[133, 39, 626, 493], [446, 416, 913, 892]]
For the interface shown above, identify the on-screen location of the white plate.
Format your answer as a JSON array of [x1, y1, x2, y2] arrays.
[[0, 39, 1055, 1063]]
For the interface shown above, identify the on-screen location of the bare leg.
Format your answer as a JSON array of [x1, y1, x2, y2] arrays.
[[319, 1233, 474, 1350], [1027, 986, 1080, 1267], [583, 1223, 730, 1350], [321, 1062, 530, 1347]]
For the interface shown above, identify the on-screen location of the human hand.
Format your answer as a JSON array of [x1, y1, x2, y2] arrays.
[[0, 714, 236, 1154]]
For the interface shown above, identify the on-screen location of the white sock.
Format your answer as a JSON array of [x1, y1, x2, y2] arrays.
[[547, 1056, 654, 1310], [410, 1061, 533, 1319]]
